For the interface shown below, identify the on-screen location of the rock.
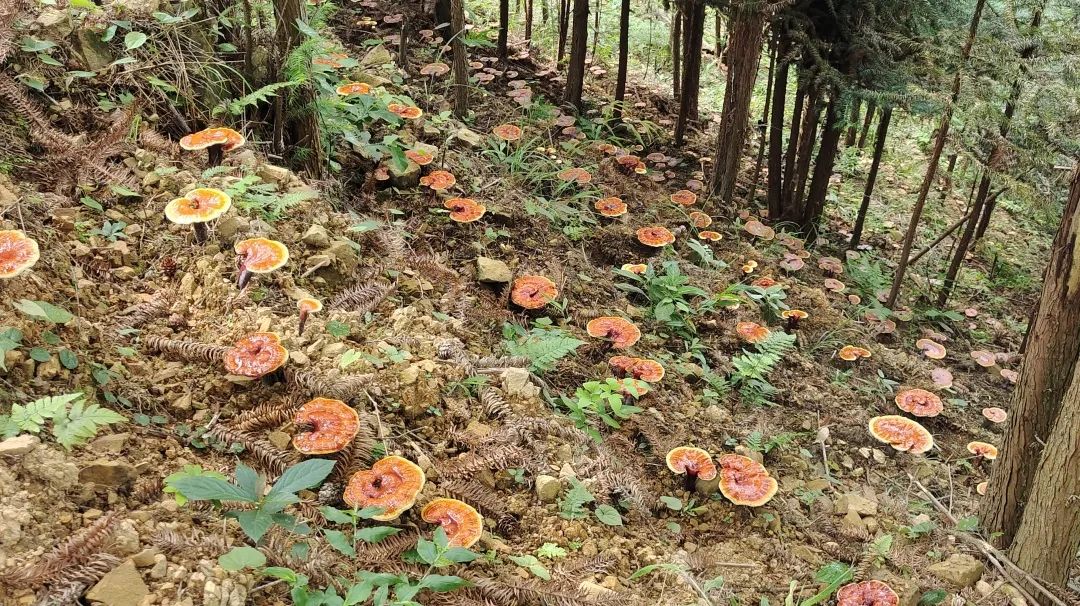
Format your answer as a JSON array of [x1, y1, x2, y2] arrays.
[[89, 433, 130, 454], [838, 509, 869, 539], [216, 215, 250, 239], [106, 0, 160, 14], [695, 474, 720, 495], [389, 160, 421, 189], [35, 8, 73, 37], [360, 45, 393, 66], [464, 420, 492, 440], [578, 580, 618, 599], [476, 257, 511, 283], [301, 225, 331, 248], [535, 475, 561, 503], [267, 431, 291, 450], [872, 573, 920, 606], [927, 553, 984, 587], [734, 445, 763, 464], [501, 368, 539, 399], [86, 560, 150, 606], [79, 460, 139, 487], [835, 492, 878, 517], [72, 28, 115, 71], [111, 520, 141, 556], [453, 128, 484, 149], [149, 554, 168, 579], [131, 548, 160, 567], [0, 435, 40, 457], [257, 164, 296, 187], [21, 446, 79, 489], [791, 544, 824, 566]]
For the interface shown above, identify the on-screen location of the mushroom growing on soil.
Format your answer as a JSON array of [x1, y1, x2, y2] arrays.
[[982, 407, 1007, 427], [931, 367, 954, 389], [743, 220, 775, 241], [817, 256, 844, 277], [836, 580, 899, 606], [297, 298, 322, 335], [838, 345, 871, 362], [235, 237, 289, 289], [224, 332, 288, 378], [894, 388, 943, 418], [556, 167, 593, 184], [781, 309, 808, 330], [779, 254, 805, 272], [868, 415, 934, 454], [670, 190, 697, 206], [492, 124, 523, 141], [164, 188, 232, 243], [0, 230, 40, 278], [736, 321, 770, 344], [698, 231, 722, 242], [387, 103, 423, 119], [823, 278, 846, 293], [420, 170, 456, 193], [609, 356, 665, 382], [970, 350, 997, 370], [717, 454, 778, 507], [419, 62, 450, 77], [444, 198, 486, 223], [688, 211, 712, 228], [615, 154, 646, 174], [336, 82, 373, 96], [594, 197, 628, 218], [292, 397, 360, 455], [621, 263, 647, 274], [1000, 368, 1019, 384], [916, 338, 947, 360], [636, 225, 675, 248], [405, 148, 435, 166], [585, 316, 641, 349], [977, 481, 988, 495], [180, 127, 245, 167], [344, 455, 426, 521], [666, 446, 717, 490], [967, 441, 999, 460], [510, 275, 558, 310], [421, 498, 484, 548]]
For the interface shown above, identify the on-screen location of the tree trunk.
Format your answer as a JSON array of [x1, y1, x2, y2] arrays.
[[274, 0, 323, 176], [765, 27, 789, 219], [982, 166, 1080, 549], [857, 101, 876, 149], [781, 71, 806, 211], [435, 0, 450, 27], [563, 0, 589, 110], [797, 95, 842, 234], [714, 8, 723, 61], [747, 33, 776, 206], [524, 0, 533, 42], [557, 0, 570, 63], [786, 82, 821, 217], [885, 0, 985, 308], [850, 107, 891, 249], [709, 3, 765, 204], [671, 2, 682, 100], [613, 0, 630, 120], [674, 0, 706, 145], [497, 0, 509, 60], [937, 171, 990, 306], [450, 0, 469, 117], [845, 97, 861, 148]]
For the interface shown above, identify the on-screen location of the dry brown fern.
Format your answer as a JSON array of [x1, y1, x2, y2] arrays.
[[440, 444, 532, 479], [473, 355, 529, 370], [479, 387, 510, 419], [329, 418, 378, 484], [233, 399, 300, 433], [284, 367, 375, 401], [354, 532, 419, 564], [504, 416, 593, 446], [205, 425, 298, 476], [143, 335, 227, 364], [151, 527, 228, 557], [462, 575, 629, 606], [114, 293, 174, 332], [131, 476, 164, 504], [137, 125, 180, 157], [0, 513, 118, 588], [329, 282, 396, 314]]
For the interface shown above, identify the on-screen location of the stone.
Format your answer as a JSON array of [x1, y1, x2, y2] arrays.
[[694, 474, 721, 495], [111, 520, 141, 556], [389, 160, 421, 189], [476, 257, 511, 283], [360, 45, 392, 67], [267, 431, 291, 450], [79, 460, 139, 487], [791, 544, 823, 566], [149, 554, 168, 579], [534, 474, 561, 503], [453, 127, 484, 149], [0, 435, 40, 457], [106, 0, 161, 14], [927, 553, 984, 587], [72, 28, 115, 71], [501, 368, 539, 399], [301, 225, 331, 248], [131, 548, 160, 567], [257, 164, 296, 187], [89, 433, 130, 454], [85, 561, 149, 606], [835, 492, 878, 517], [216, 215, 249, 239], [464, 420, 492, 440], [21, 446, 79, 489], [872, 572, 920, 606], [35, 8, 73, 37]]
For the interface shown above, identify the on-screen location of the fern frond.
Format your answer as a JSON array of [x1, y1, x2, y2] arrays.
[[0, 514, 118, 588], [226, 80, 301, 116]]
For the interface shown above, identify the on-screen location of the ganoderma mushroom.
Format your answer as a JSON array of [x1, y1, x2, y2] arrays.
[[970, 350, 997, 369], [492, 124, 523, 141], [688, 211, 712, 228], [420, 498, 484, 548], [292, 398, 360, 455], [556, 167, 593, 185], [180, 127, 245, 167], [781, 309, 808, 330], [405, 148, 435, 166], [164, 188, 232, 243], [224, 332, 288, 378], [836, 580, 899, 606], [967, 441, 998, 460], [636, 225, 675, 248], [387, 103, 423, 119], [743, 220, 775, 241], [916, 338, 947, 360], [0, 230, 40, 278], [982, 407, 1007, 426], [621, 263, 647, 274], [670, 190, 697, 206], [1000, 368, 1019, 384], [609, 356, 664, 382], [818, 256, 844, 277], [419, 62, 450, 77], [420, 170, 456, 193], [595, 197, 627, 218], [235, 237, 289, 289], [823, 278, 846, 293], [615, 154, 646, 174], [976, 481, 988, 496], [511, 275, 558, 310], [868, 415, 934, 454], [666, 446, 717, 490], [779, 254, 805, 272], [751, 277, 777, 288], [336, 82, 373, 96], [698, 231, 722, 242], [838, 345, 871, 362], [586, 316, 641, 349], [736, 322, 770, 344], [932, 368, 954, 389], [444, 198, 486, 223], [343, 455, 426, 520], [717, 454, 778, 507], [297, 298, 322, 335], [895, 388, 943, 418]]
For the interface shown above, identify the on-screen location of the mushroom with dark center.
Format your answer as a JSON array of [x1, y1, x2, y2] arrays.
[[736, 322, 770, 344], [420, 170, 456, 196], [717, 454, 778, 507], [688, 211, 712, 228], [817, 256, 843, 277], [0, 230, 40, 279], [585, 316, 641, 349], [670, 190, 697, 206], [297, 298, 322, 335], [511, 275, 558, 310], [967, 441, 998, 460], [781, 309, 808, 330], [636, 225, 675, 248], [405, 147, 435, 166], [743, 220, 775, 241], [836, 580, 899, 606], [594, 197, 627, 218], [336, 82, 373, 96], [982, 407, 1007, 426], [868, 415, 934, 454], [223, 332, 288, 379], [292, 398, 360, 455], [916, 338, 947, 360], [556, 167, 593, 185], [343, 455, 426, 520], [698, 231, 722, 242], [894, 388, 943, 418], [838, 345, 871, 362], [609, 356, 664, 382], [492, 124, 523, 141], [235, 238, 289, 289], [823, 278, 846, 293], [180, 127, 245, 167], [421, 498, 484, 548], [164, 188, 232, 243], [666, 446, 717, 491], [387, 103, 423, 119], [419, 62, 450, 77], [444, 198, 486, 223]]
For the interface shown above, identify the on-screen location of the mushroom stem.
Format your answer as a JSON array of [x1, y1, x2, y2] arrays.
[[682, 473, 697, 493], [208, 145, 224, 167], [785, 318, 799, 331], [298, 309, 310, 335], [193, 222, 208, 244], [238, 267, 253, 289]]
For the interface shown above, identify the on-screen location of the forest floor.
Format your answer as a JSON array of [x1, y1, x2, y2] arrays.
[[0, 1, 1061, 606]]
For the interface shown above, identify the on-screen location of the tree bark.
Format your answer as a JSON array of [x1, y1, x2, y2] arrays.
[[857, 101, 876, 149], [845, 97, 861, 148], [563, 0, 589, 110], [885, 0, 986, 308], [709, 2, 766, 204], [274, 0, 323, 176], [435, 0, 450, 27], [797, 95, 842, 235], [450, 0, 469, 118], [671, 2, 682, 100], [937, 171, 990, 306], [781, 71, 806, 212], [747, 33, 776, 205], [497, 0, 509, 60], [765, 27, 789, 219], [557, 0, 570, 63], [524, 0, 533, 42], [714, 8, 723, 61], [674, 0, 706, 145], [613, 0, 630, 120], [786, 82, 821, 217], [850, 107, 891, 249]]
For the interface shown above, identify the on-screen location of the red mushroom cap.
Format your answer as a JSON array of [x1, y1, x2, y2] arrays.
[[420, 170, 456, 191], [343, 455, 426, 520], [977, 481, 988, 495], [595, 197, 628, 218], [836, 580, 899, 606], [0, 230, 40, 278], [779, 255, 805, 272], [636, 225, 675, 247], [298, 298, 323, 314], [967, 441, 998, 460], [492, 124, 523, 141], [743, 220, 775, 240], [916, 338, 947, 360], [621, 263, 647, 274], [817, 256, 844, 274], [419, 62, 450, 77], [670, 190, 697, 206], [970, 350, 997, 367], [444, 198, 486, 223], [1000, 368, 1019, 383], [511, 275, 558, 309], [736, 322, 770, 344], [586, 317, 641, 349], [405, 148, 435, 166], [387, 103, 423, 119], [235, 238, 290, 274], [868, 415, 934, 454], [224, 332, 288, 378], [688, 212, 712, 228], [698, 230, 722, 242], [165, 188, 232, 225], [609, 356, 664, 382], [556, 167, 592, 184], [665, 446, 717, 481], [982, 407, 1007, 424], [421, 498, 484, 548], [336, 82, 373, 96], [838, 345, 871, 361], [292, 398, 360, 455], [894, 388, 943, 418], [823, 278, 847, 293], [781, 309, 808, 321], [931, 368, 954, 388], [717, 454, 778, 507], [179, 127, 246, 152]]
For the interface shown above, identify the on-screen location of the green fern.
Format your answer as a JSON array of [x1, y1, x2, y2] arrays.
[[0, 393, 125, 449], [52, 400, 127, 450], [502, 319, 585, 373], [2, 393, 82, 436], [221, 80, 303, 117], [730, 332, 796, 406]]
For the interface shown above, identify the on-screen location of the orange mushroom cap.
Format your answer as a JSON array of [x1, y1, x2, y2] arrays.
[[743, 220, 775, 240], [224, 332, 288, 378], [916, 338, 947, 360], [752, 277, 778, 288], [343, 455, 426, 520], [665, 446, 717, 481], [165, 188, 232, 225], [717, 454, 778, 507], [595, 197, 627, 217], [0, 230, 40, 278], [179, 127, 246, 152], [621, 263, 647, 274], [387, 103, 423, 119], [556, 167, 592, 184], [421, 498, 484, 548], [818, 256, 844, 274], [868, 415, 934, 454], [636, 225, 675, 247], [492, 124, 523, 141], [823, 278, 846, 292], [781, 309, 808, 321], [336, 82, 373, 96], [292, 398, 360, 455], [314, 52, 349, 68], [670, 190, 697, 206], [1000, 368, 1019, 383], [688, 211, 712, 228], [420, 170, 457, 191], [967, 441, 998, 460], [298, 298, 323, 314], [586, 316, 641, 349], [982, 407, 1007, 424], [419, 62, 450, 77], [836, 580, 899, 606], [511, 275, 558, 309], [931, 368, 954, 388], [736, 322, 770, 344], [976, 481, 988, 495], [235, 238, 290, 274], [443, 198, 486, 223], [405, 148, 435, 166], [895, 388, 943, 418], [698, 231, 722, 242], [609, 356, 664, 382], [970, 350, 997, 367], [838, 345, 871, 361]]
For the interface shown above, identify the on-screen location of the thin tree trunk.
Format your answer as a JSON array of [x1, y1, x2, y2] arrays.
[[857, 101, 876, 149], [982, 165, 1080, 548], [674, 0, 706, 144], [591, 0, 600, 60], [937, 171, 991, 306], [885, 0, 986, 308], [274, 0, 323, 176], [613, 0, 630, 120], [498, 0, 509, 60], [450, 0, 469, 117], [765, 27, 789, 219], [435, 0, 450, 27], [542, 0, 549, 25], [525, 0, 533, 42], [671, 2, 682, 100], [781, 71, 806, 210], [563, 0, 589, 110], [845, 97, 861, 148], [798, 95, 842, 235], [850, 107, 891, 249], [938, 152, 958, 202], [787, 83, 821, 216], [714, 8, 723, 61], [748, 32, 776, 205], [558, 0, 570, 63]]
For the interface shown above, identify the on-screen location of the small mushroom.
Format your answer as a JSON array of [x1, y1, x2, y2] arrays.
[[698, 231, 722, 242], [511, 275, 558, 310], [164, 188, 232, 243], [419, 62, 450, 77], [743, 220, 775, 241], [297, 298, 322, 335], [180, 127, 245, 167], [421, 498, 484, 548], [931, 367, 954, 389], [292, 398, 360, 455], [688, 211, 712, 228], [847, 294, 862, 305], [742, 260, 758, 274], [817, 256, 844, 277], [670, 190, 697, 206], [609, 356, 664, 382], [336, 82, 373, 96], [636, 225, 675, 248], [970, 350, 997, 370], [405, 147, 435, 166], [781, 309, 808, 330], [1000, 368, 1019, 384], [0, 230, 40, 278], [976, 481, 988, 496], [314, 52, 350, 68], [868, 415, 934, 454], [916, 338, 947, 360], [967, 441, 998, 460], [594, 197, 627, 218], [823, 278, 846, 293], [736, 321, 770, 344], [838, 345, 871, 362], [779, 254, 805, 272], [621, 263, 647, 274], [894, 388, 943, 418], [444, 198, 486, 223], [235, 237, 289, 289], [982, 407, 1007, 426], [836, 580, 899, 606], [387, 103, 423, 119], [420, 170, 457, 193], [492, 124, 523, 141], [585, 316, 641, 349], [665, 446, 717, 490], [614, 154, 645, 174], [717, 454, 778, 507], [556, 167, 592, 184], [224, 332, 288, 378], [343, 455, 426, 520]]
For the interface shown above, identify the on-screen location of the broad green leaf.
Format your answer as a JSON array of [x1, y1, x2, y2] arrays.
[[919, 589, 947, 606], [267, 458, 335, 499], [80, 196, 104, 212], [355, 526, 400, 544], [442, 547, 478, 563], [324, 528, 356, 557], [123, 31, 148, 50], [171, 476, 254, 502], [319, 506, 354, 525], [659, 496, 683, 511], [234, 463, 263, 501], [594, 504, 623, 526], [416, 537, 438, 565], [418, 574, 471, 592], [628, 562, 685, 581], [21, 37, 57, 52], [29, 347, 50, 362], [58, 348, 77, 369], [218, 546, 266, 571], [13, 300, 73, 324], [233, 509, 275, 542]]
